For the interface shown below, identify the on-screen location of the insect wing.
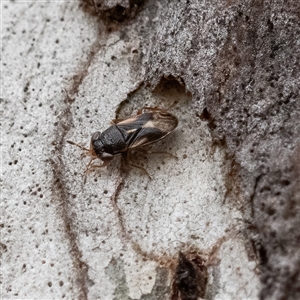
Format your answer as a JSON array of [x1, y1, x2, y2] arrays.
[[114, 113, 151, 131], [116, 109, 178, 149]]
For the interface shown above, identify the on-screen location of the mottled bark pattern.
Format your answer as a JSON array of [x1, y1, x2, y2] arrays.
[[146, 1, 300, 299]]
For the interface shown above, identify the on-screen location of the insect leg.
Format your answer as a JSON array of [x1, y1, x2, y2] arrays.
[[84, 159, 112, 184], [83, 158, 95, 184], [128, 162, 152, 179], [147, 150, 178, 159], [121, 151, 151, 179]]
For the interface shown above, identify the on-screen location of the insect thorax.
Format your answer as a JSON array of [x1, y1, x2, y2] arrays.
[[92, 125, 128, 156]]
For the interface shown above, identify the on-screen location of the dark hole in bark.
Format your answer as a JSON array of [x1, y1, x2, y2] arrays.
[[171, 252, 208, 300]]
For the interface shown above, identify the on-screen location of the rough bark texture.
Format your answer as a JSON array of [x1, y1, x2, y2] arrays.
[[146, 1, 300, 299], [2, 0, 299, 299]]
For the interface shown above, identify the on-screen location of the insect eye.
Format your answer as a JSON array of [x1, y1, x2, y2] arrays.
[[91, 138, 105, 156], [91, 131, 101, 141]]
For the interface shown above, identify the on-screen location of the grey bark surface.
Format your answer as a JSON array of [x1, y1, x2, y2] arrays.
[[1, 0, 299, 300], [146, 1, 300, 299]]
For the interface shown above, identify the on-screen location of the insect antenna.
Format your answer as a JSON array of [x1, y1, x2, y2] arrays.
[[67, 140, 90, 152]]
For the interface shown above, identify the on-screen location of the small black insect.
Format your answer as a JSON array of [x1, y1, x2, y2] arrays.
[[67, 107, 178, 182]]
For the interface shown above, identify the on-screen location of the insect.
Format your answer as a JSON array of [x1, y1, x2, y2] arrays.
[[67, 107, 178, 182]]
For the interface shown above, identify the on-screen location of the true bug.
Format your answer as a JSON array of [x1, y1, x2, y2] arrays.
[[67, 107, 178, 182]]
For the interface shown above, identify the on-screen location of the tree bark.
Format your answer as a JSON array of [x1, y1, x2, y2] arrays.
[[146, 1, 300, 299], [2, 0, 299, 299]]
